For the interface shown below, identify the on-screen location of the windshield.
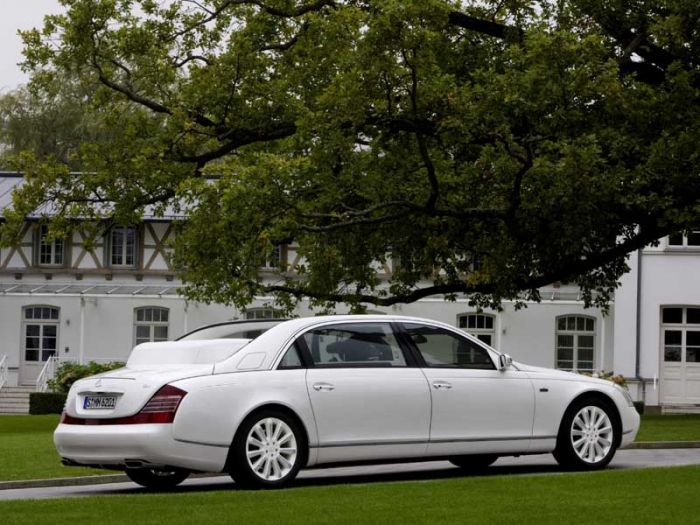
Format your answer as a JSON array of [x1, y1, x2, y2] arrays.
[[177, 319, 285, 341]]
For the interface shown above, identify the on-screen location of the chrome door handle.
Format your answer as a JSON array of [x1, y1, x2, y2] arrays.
[[312, 383, 335, 391], [432, 381, 452, 390]]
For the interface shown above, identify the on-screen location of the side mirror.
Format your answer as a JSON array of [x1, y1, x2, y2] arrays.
[[498, 353, 513, 371]]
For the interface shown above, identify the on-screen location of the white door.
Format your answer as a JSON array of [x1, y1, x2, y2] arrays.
[[19, 306, 60, 386], [661, 307, 700, 404], [400, 322, 535, 455], [299, 322, 431, 463]]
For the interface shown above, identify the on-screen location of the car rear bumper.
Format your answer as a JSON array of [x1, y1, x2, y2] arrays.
[[54, 423, 229, 473]]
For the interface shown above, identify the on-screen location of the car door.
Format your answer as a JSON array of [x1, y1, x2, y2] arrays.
[[399, 322, 536, 456], [298, 321, 431, 464]]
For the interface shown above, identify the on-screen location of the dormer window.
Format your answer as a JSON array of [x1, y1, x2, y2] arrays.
[[668, 231, 700, 248]]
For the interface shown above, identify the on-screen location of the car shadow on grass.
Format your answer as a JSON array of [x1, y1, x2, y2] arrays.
[[89, 459, 617, 496]]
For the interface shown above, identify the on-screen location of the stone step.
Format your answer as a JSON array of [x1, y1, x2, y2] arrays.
[[0, 400, 30, 407], [0, 392, 32, 399], [0, 406, 30, 414], [662, 404, 700, 414]]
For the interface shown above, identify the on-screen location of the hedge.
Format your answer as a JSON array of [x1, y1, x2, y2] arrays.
[[29, 392, 67, 415]]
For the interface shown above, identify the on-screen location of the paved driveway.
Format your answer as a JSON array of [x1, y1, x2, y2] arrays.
[[1, 448, 699, 501]]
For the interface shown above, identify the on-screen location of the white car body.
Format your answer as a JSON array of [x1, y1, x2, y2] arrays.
[[54, 315, 640, 486]]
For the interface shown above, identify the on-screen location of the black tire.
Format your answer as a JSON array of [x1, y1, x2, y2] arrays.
[[125, 467, 190, 489], [449, 454, 499, 470], [553, 397, 619, 470], [229, 409, 307, 489]]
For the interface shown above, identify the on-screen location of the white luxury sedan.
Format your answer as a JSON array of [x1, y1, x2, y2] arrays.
[[55, 315, 640, 489]]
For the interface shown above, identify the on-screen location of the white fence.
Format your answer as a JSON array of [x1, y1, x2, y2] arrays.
[[0, 354, 8, 392]]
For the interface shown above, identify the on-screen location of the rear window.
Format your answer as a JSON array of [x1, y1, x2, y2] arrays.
[[177, 320, 284, 341]]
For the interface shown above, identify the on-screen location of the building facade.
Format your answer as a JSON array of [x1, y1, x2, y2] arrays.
[[1, 174, 698, 409]]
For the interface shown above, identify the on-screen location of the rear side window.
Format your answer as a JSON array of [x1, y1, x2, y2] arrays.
[[278, 344, 304, 369], [299, 323, 407, 367], [402, 323, 495, 369]]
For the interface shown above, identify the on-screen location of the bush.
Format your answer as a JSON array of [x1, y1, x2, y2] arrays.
[[29, 392, 67, 415], [48, 361, 125, 394], [634, 401, 645, 415]]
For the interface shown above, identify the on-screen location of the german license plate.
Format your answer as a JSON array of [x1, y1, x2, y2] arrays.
[[83, 395, 117, 409]]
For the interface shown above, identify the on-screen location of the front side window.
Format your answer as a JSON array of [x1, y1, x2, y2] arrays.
[[300, 323, 407, 367], [402, 323, 495, 369], [556, 315, 595, 372], [458, 313, 496, 346], [134, 307, 169, 346], [37, 225, 65, 266], [110, 226, 137, 267], [23, 306, 59, 362]]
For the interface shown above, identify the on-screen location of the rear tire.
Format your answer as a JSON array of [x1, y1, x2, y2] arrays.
[[125, 468, 190, 489], [449, 454, 498, 470], [229, 409, 307, 489], [553, 397, 619, 470]]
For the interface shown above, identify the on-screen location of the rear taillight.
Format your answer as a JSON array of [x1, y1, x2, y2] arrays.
[[61, 385, 187, 425]]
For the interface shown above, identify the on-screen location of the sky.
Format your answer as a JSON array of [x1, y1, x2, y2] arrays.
[[0, 0, 66, 92]]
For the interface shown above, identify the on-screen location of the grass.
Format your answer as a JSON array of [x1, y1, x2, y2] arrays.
[[635, 414, 700, 442], [0, 412, 698, 481], [0, 415, 108, 481], [0, 466, 699, 524]]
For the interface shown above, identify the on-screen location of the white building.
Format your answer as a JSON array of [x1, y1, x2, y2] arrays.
[[0, 173, 698, 410]]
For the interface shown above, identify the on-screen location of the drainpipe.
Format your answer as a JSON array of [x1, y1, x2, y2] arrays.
[[79, 296, 85, 365], [634, 248, 645, 403]]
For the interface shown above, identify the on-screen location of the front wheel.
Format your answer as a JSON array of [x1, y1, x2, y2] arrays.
[[229, 409, 307, 489], [553, 398, 618, 470], [449, 454, 498, 471], [125, 468, 190, 489]]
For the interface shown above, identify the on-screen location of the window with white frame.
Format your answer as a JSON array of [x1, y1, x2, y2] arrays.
[[662, 307, 700, 364], [556, 315, 595, 372], [134, 307, 169, 346], [668, 231, 700, 248], [23, 306, 59, 362], [259, 244, 282, 270], [110, 226, 137, 267], [37, 225, 65, 266], [244, 308, 285, 320], [458, 313, 496, 346]]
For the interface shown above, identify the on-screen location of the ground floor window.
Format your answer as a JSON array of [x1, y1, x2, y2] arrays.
[[458, 313, 496, 346], [23, 306, 59, 362], [245, 308, 285, 320], [556, 315, 595, 372], [134, 306, 169, 346], [662, 307, 700, 364]]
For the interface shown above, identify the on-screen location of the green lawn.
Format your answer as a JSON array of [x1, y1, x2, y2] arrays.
[[0, 413, 698, 482], [0, 466, 698, 524], [635, 414, 700, 442], [0, 415, 108, 481]]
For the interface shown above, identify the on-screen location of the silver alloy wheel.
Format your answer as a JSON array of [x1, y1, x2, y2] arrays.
[[570, 405, 614, 464], [245, 417, 298, 481]]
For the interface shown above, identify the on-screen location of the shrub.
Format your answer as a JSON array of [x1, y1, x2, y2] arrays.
[[29, 392, 67, 415], [579, 371, 628, 389], [47, 361, 125, 394]]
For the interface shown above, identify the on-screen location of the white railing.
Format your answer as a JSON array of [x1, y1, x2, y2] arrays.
[[0, 354, 8, 392], [35, 356, 125, 393], [35, 355, 60, 393]]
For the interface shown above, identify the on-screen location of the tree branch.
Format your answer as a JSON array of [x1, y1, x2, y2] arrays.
[[447, 11, 523, 41]]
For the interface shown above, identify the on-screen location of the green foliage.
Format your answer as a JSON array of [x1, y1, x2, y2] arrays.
[[28, 392, 68, 415], [2, 0, 700, 311], [47, 361, 125, 394]]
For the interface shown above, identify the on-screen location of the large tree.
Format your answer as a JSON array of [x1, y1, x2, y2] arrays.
[[2, 0, 699, 312]]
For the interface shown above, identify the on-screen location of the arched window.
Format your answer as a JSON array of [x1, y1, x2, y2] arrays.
[[556, 315, 595, 372], [458, 313, 496, 346], [134, 307, 169, 345], [23, 306, 59, 362]]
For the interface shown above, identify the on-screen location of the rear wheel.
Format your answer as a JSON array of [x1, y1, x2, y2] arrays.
[[449, 454, 498, 470], [229, 409, 307, 489], [553, 398, 618, 470], [125, 468, 190, 489]]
